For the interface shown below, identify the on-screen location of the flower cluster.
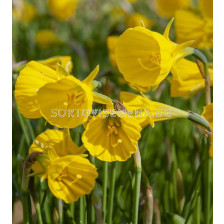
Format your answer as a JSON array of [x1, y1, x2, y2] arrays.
[[14, 12, 213, 206]]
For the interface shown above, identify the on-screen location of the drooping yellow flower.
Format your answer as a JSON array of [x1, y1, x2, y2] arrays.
[[36, 30, 62, 49], [201, 103, 213, 157], [106, 36, 118, 67], [13, 1, 36, 22], [120, 92, 189, 128], [39, 56, 73, 73], [199, 0, 213, 18], [29, 129, 98, 203], [126, 13, 154, 29], [82, 110, 142, 162], [169, 59, 213, 97], [115, 19, 194, 90], [15, 61, 62, 118], [175, 10, 213, 49], [36, 65, 112, 128], [29, 129, 85, 156], [48, 0, 78, 20], [155, 0, 190, 18]]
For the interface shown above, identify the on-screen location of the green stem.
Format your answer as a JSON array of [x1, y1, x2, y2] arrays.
[[21, 159, 32, 224], [80, 196, 85, 224], [22, 192, 30, 224], [41, 181, 51, 224], [35, 201, 43, 224], [194, 195, 200, 224], [103, 162, 108, 223], [15, 100, 30, 146], [59, 199, 64, 224], [133, 147, 142, 224], [64, 204, 76, 224], [193, 49, 211, 105], [70, 202, 75, 219], [205, 156, 212, 224], [26, 119, 35, 140], [108, 162, 116, 224]]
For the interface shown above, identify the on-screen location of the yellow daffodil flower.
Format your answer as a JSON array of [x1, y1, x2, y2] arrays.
[[15, 61, 63, 118], [29, 129, 85, 156], [29, 129, 98, 203], [169, 59, 213, 97], [126, 13, 154, 29], [120, 92, 189, 128], [175, 10, 213, 49], [15, 60, 112, 127], [106, 36, 118, 67], [201, 103, 213, 157], [48, 0, 78, 20], [200, 0, 213, 18], [36, 65, 112, 128], [36, 30, 62, 49], [47, 155, 98, 203], [13, 1, 36, 22], [39, 56, 73, 73], [82, 110, 142, 162], [115, 19, 194, 90], [155, 0, 190, 18]]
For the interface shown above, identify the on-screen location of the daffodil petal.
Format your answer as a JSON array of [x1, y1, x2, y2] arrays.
[[14, 61, 59, 118]]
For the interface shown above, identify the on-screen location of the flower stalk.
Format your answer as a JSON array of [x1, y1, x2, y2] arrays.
[[102, 162, 108, 223], [108, 162, 116, 224], [133, 146, 142, 224], [187, 111, 211, 131], [22, 152, 42, 224], [193, 49, 211, 105]]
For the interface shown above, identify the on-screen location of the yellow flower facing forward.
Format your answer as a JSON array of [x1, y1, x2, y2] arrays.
[[82, 110, 142, 162], [106, 36, 119, 67], [15, 61, 64, 118], [13, 1, 36, 22], [48, 0, 78, 20], [29, 129, 98, 203], [48, 156, 98, 203], [201, 103, 213, 157], [39, 56, 73, 73], [175, 10, 213, 49], [36, 30, 62, 49], [36, 65, 112, 128], [120, 92, 189, 128], [155, 0, 190, 18], [126, 13, 154, 29], [115, 19, 194, 90], [169, 59, 213, 97]]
